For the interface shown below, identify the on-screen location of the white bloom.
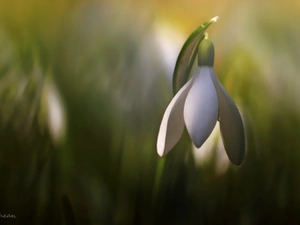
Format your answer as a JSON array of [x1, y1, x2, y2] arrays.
[[157, 40, 245, 165], [39, 76, 66, 146]]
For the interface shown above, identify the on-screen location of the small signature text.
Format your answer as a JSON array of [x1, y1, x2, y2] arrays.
[[0, 213, 17, 219]]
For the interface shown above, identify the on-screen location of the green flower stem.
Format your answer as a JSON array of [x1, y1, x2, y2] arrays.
[[152, 157, 166, 202]]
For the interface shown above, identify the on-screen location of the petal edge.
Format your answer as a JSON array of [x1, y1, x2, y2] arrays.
[[157, 77, 194, 156], [209, 68, 245, 165]]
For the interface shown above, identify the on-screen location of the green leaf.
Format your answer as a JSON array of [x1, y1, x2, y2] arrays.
[[172, 16, 219, 95], [62, 194, 77, 225]]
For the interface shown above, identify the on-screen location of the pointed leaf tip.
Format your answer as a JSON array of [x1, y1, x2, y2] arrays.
[[211, 16, 219, 23]]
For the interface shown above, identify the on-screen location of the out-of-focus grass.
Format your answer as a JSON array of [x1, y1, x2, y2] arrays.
[[1, 0, 300, 224]]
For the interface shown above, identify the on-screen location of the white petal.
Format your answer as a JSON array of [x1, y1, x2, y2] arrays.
[[184, 67, 218, 148], [209, 68, 245, 165], [157, 77, 194, 156]]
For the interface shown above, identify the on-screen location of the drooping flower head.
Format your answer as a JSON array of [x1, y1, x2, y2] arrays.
[[157, 17, 245, 165]]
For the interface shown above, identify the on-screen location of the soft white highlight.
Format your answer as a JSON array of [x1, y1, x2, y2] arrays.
[[212, 16, 219, 23], [47, 82, 66, 145]]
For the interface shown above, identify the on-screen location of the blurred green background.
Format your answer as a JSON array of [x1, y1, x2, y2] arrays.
[[1, 0, 300, 224]]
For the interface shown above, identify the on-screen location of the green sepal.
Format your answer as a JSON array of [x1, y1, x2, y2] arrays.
[[198, 39, 214, 66], [172, 16, 218, 95]]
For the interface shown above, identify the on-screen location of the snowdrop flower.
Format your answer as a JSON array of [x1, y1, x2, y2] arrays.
[[157, 39, 245, 165]]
